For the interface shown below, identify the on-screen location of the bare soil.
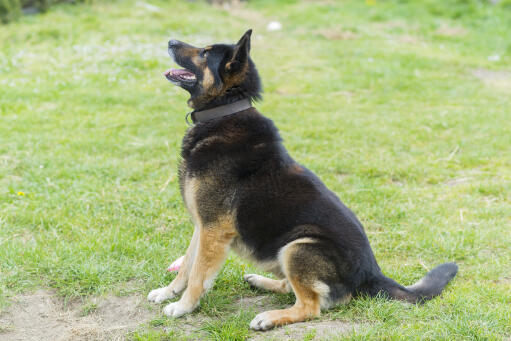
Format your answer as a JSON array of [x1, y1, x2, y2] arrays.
[[0, 290, 156, 341], [0, 291, 361, 340], [472, 68, 511, 90], [250, 320, 360, 340]]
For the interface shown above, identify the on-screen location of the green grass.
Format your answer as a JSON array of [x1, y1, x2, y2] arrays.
[[1, 0, 510, 340], [0, 0, 93, 24], [201, 311, 254, 341]]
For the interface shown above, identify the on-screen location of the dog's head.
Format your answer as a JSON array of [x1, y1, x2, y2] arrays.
[[165, 29, 261, 110]]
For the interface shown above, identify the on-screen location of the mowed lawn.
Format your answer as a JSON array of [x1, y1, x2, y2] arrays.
[[1, 0, 510, 339]]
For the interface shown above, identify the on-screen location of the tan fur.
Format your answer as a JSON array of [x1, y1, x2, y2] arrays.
[[289, 163, 304, 174], [273, 237, 316, 277], [252, 238, 323, 329], [174, 176, 238, 308], [191, 55, 201, 67], [183, 177, 200, 225], [190, 135, 228, 153], [202, 67, 217, 92], [165, 225, 199, 295], [189, 64, 223, 108], [178, 214, 237, 308], [224, 61, 248, 88], [258, 293, 320, 327], [278, 238, 316, 259], [245, 274, 291, 294], [313, 280, 333, 309], [260, 278, 290, 293], [250, 274, 321, 329], [181, 46, 200, 58], [157, 177, 202, 297]]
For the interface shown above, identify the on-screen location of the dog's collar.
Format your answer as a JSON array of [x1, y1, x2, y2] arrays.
[[186, 99, 252, 125]]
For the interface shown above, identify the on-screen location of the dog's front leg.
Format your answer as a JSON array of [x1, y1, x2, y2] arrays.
[[148, 224, 200, 303], [163, 220, 235, 317]]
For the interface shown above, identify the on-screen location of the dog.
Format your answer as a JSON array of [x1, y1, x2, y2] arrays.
[[147, 29, 458, 331]]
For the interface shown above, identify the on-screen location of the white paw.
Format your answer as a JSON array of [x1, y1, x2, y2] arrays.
[[250, 312, 275, 331], [163, 301, 194, 318], [147, 287, 175, 304], [244, 274, 263, 287]]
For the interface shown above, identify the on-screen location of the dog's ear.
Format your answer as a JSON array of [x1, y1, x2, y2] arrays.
[[226, 29, 252, 73]]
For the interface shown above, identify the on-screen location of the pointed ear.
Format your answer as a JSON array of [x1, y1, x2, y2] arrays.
[[226, 29, 252, 73], [236, 29, 252, 53]]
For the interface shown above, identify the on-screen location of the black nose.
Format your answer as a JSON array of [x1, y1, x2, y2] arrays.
[[168, 40, 180, 48]]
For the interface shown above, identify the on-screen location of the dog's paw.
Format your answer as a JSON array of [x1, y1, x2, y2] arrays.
[[147, 287, 175, 304], [250, 312, 275, 331], [244, 274, 263, 287], [163, 301, 194, 318]]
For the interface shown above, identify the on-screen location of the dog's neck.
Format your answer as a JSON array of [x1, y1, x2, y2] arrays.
[[188, 86, 260, 124], [189, 99, 252, 124]]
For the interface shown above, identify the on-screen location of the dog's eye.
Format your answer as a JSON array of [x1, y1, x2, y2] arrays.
[[200, 50, 208, 58]]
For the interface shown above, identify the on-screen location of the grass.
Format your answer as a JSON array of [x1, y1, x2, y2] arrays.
[[1, 0, 510, 339], [201, 311, 254, 341]]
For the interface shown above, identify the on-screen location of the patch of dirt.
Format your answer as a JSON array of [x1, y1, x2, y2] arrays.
[[238, 295, 278, 310], [444, 177, 471, 186], [336, 173, 350, 183], [472, 68, 511, 90], [396, 34, 421, 44], [0, 290, 156, 341], [496, 276, 511, 285], [0, 290, 361, 340], [317, 28, 358, 41], [160, 313, 210, 340], [216, 2, 267, 27], [435, 25, 467, 37], [249, 320, 361, 340], [473, 68, 511, 81], [374, 21, 408, 30]]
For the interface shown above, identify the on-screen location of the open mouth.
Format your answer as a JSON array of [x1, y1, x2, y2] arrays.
[[164, 68, 196, 83]]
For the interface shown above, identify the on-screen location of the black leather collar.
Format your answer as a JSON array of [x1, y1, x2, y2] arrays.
[[187, 99, 252, 125]]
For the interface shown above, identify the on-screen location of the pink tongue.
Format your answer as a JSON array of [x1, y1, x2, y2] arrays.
[[164, 68, 194, 77]]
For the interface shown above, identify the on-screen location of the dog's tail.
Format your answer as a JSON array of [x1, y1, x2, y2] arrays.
[[362, 262, 458, 303]]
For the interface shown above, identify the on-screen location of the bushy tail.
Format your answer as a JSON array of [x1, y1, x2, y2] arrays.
[[368, 262, 458, 303]]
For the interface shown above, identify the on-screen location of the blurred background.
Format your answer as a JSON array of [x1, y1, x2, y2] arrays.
[[1, 0, 510, 340]]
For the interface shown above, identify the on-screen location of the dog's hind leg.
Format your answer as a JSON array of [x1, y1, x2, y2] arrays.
[[244, 274, 291, 294], [148, 225, 200, 303], [163, 215, 237, 317], [250, 238, 327, 331]]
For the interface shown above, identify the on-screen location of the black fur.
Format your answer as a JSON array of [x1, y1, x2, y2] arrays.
[[169, 30, 458, 306]]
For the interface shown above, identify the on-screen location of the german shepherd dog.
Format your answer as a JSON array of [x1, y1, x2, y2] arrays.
[[148, 30, 458, 330]]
